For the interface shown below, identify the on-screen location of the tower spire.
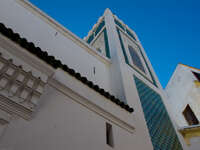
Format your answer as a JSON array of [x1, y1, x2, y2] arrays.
[[104, 8, 113, 16]]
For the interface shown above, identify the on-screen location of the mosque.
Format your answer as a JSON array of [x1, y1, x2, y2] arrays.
[[0, 0, 185, 149]]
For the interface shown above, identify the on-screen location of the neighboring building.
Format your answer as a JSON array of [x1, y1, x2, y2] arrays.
[[166, 64, 200, 149], [0, 0, 184, 149]]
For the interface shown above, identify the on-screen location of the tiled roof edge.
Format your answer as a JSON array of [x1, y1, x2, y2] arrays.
[[0, 23, 134, 113]]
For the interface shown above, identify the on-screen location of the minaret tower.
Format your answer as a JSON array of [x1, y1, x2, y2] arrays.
[[84, 8, 184, 150]]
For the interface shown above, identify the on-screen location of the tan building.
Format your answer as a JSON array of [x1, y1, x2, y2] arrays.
[[166, 64, 200, 150], [0, 0, 184, 149]]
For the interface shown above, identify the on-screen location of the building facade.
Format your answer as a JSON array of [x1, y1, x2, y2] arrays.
[[0, 0, 184, 149], [166, 64, 200, 149]]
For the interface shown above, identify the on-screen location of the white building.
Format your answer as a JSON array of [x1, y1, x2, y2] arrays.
[[0, 0, 184, 149], [166, 64, 200, 149]]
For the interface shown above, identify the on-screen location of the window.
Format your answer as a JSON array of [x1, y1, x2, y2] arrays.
[[128, 45, 145, 73], [183, 105, 199, 125], [192, 71, 200, 82], [106, 123, 114, 147]]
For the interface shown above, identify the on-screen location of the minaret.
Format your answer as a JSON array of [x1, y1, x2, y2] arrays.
[[85, 8, 184, 150]]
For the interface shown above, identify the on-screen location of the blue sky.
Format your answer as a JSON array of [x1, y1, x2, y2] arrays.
[[29, 0, 200, 88]]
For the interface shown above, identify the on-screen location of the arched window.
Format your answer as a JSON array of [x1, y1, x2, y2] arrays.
[[128, 45, 145, 73]]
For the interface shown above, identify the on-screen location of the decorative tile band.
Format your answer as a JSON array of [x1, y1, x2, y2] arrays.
[[103, 28, 110, 58], [134, 76, 183, 150], [116, 28, 129, 64]]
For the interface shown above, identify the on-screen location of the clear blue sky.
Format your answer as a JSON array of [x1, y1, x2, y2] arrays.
[[29, 0, 200, 88]]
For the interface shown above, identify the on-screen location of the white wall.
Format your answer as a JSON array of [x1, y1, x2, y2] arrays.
[[0, 84, 152, 150], [0, 34, 153, 150], [0, 0, 112, 93], [166, 64, 200, 127], [0, 34, 155, 150]]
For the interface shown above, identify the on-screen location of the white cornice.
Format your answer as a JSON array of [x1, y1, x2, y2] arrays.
[[16, 0, 111, 66]]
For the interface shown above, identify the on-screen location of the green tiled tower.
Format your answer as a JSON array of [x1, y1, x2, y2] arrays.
[[85, 9, 184, 149], [134, 76, 183, 150]]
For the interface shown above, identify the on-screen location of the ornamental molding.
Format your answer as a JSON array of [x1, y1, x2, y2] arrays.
[[0, 53, 46, 120]]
